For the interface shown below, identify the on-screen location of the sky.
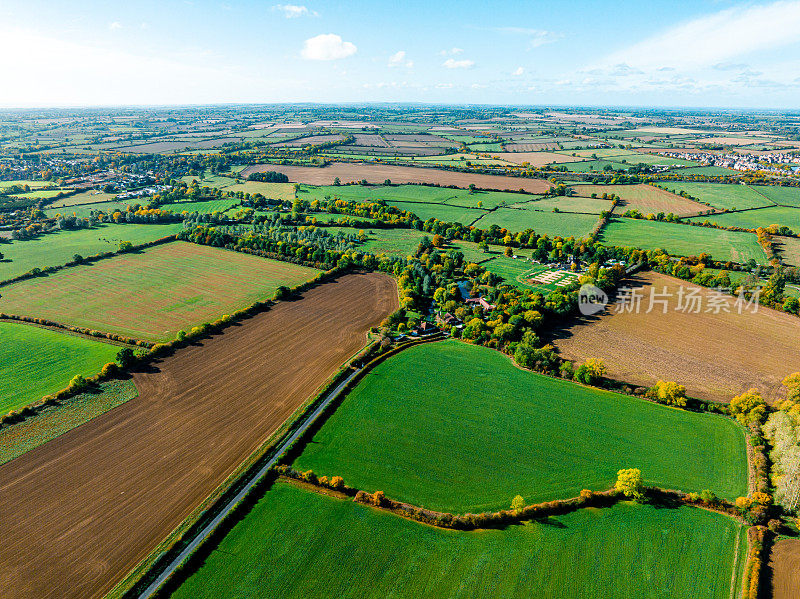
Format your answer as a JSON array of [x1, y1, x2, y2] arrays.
[[1, 0, 800, 109]]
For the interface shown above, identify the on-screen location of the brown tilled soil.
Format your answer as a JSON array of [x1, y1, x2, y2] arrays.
[[552, 271, 800, 403], [771, 539, 800, 599], [0, 272, 397, 599], [240, 162, 552, 193]]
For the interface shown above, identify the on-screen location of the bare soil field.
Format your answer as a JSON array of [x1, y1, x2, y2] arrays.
[[272, 134, 346, 147], [572, 184, 709, 217], [241, 163, 552, 193], [553, 272, 800, 403], [770, 539, 800, 599], [0, 272, 397, 599]]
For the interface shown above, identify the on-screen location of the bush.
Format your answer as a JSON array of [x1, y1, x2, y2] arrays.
[[116, 347, 136, 368]]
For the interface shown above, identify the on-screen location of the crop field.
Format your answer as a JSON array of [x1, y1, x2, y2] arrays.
[[0, 273, 397, 599], [555, 271, 800, 403], [670, 166, 739, 176], [491, 151, 582, 166], [0, 322, 121, 414], [571, 184, 708, 216], [182, 175, 296, 201], [0, 241, 321, 340], [241, 163, 552, 193], [0, 179, 53, 189], [169, 480, 745, 599], [45, 200, 137, 219], [770, 539, 800, 599], [600, 218, 768, 263], [480, 258, 578, 292], [0, 223, 184, 281], [687, 206, 800, 231], [660, 182, 774, 211], [294, 341, 746, 512], [326, 226, 435, 257], [473, 208, 600, 238]]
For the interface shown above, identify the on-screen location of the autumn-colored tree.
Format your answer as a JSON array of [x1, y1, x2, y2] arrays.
[[783, 373, 800, 403], [432, 234, 445, 248], [573, 358, 606, 385], [330, 476, 344, 490], [504, 246, 513, 257], [647, 380, 688, 407], [730, 389, 767, 425], [511, 495, 525, 511], [615, 468, 644, 501]]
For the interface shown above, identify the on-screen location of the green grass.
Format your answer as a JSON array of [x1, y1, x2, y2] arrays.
[[161, 198, 239, 214], [0, 322, 121, 414], [0, 379, 138, 465], [481, 258, 577, 293], [0, 179, 53, 189], [48, 190, 117, 207], [514, 196, 612, 214], [170, 480, 745, 599], [753, 185, 800, 207], [0, 241, 321, 341], [386, 200, 486, 224], [601, 218, 768, 263], [686, 206, 800, 232], [662, 183, 773, 210], [472, 208, 599, 238], [0, 223, 185, 281], [46, 200, 136, 219], [294, 341, 747, 512], [668, 166, 739, 176]]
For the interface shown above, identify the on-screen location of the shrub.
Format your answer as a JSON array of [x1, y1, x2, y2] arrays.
[[615, 468, 644, 502], [510, 495, 525, 511], [69, 375, 88, 391], [330, 476, 344, 490], [116, 347, 136, 368]]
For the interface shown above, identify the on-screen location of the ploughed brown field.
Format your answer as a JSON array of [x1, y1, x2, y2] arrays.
[[240, 162, 552, 193], [553, 271, 800, 403], [770, 539, 800, 599], [0, 272, 397, 599]]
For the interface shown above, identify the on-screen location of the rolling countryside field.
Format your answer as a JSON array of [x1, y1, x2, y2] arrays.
[[0, 322, 120, 414], [659, 183, 775, 211], [294, 341, 747, 512], [169, 480, 745, 599], [570, 183, 708, 216], [0, 273, 397, 599], [0, 241, 321, 340]]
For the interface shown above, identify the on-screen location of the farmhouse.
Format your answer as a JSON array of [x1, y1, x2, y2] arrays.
[[465, 297, 496, 311]]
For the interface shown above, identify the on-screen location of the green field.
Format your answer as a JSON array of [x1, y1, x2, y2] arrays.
[[687, 206, 800, 232], [46, 200, 136, 218], [0, 223, 185, 281], [294, 341, 747, 512], [326, 226, 435, 257], [0, 241, 320, 340], [0, 322, 121, 414], [472, 208, 599, 238], [170, 480, 745, 599], [753, 185, 800, 207], [181, 175, 296, 201], [48, 190, 118, 208], [516, 195, 612, 214], [480, 257, 577, 293], [0, 179, 53, 190], [298, 184, 534, 210], [161, 198, 240, 214], [662, 183, 773, 210], [601, 218, 768, 263]]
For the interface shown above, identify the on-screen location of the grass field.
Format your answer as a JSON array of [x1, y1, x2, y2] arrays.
[[686, 206, 800, 232], [480, 257, 576, 293], [661, 182, 774, 210], [0, 241, 321, 340], [0, 379, 138, 465], [0, 322, 121, 414], [0, 179, 53, 189], [46, 200, 137, 218], [600, 218, 768, 263], [294, 341, 747, 512], [519, 195, 612, 213], [0, 223, 184, 281], [160, 198, 240, 214], [777, 236, 800, 266], [181, 174, 296, 201], [752, 185, 800, 207], [472, 208, 600, 238], [48, 190, 117, 208], [170, 480, 745, 599]]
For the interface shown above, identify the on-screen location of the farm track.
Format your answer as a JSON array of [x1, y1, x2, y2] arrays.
[[0, 272, 397, 599]]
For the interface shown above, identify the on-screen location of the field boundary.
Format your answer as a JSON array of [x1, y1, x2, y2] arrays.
[[117, 334, 443, 599]]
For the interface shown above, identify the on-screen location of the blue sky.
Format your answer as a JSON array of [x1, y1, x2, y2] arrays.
[[1, 0, 800, 108]]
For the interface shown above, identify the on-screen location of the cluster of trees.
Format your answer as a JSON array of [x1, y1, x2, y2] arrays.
[[620, 209, 680, 222], [247, 170, 289, 183], [762, 374, 800, 512]]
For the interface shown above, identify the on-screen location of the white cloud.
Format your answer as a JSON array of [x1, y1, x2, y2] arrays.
[[436, 83, 453, 89], [601, 0, 800, 72], [273, 4, 317, 18], [440, 47, 463, 56], [494, 27, 561, 48], [109, 21, 122, 30], [512, 66, 524, 76], [388, 50, 412, 68], [301, 33, 356, 61], [443, 58, 474, 69]]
